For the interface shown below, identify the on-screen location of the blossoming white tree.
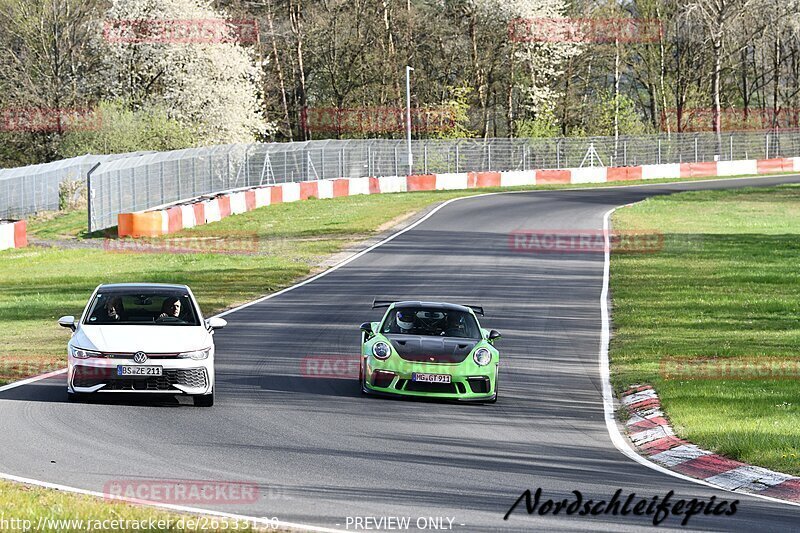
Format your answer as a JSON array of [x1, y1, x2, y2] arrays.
[[101, 0, 271, 144]]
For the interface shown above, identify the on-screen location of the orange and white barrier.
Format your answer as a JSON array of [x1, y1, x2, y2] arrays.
[[117, 157, 799, 238], [0, 220, 27, 251]]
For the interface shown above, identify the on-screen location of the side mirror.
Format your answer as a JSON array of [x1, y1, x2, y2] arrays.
[[58, 316, 76, 332], [360, 322, 375, 341], [206, 317, 227, 330], [488, 330, 502, 341]]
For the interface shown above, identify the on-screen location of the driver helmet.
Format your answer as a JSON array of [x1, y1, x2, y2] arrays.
[[396, 310, 415, 332]]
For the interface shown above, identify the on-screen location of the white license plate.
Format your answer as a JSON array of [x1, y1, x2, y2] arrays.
[[117, 366, 163, 377], [412, 372, 451, 383]]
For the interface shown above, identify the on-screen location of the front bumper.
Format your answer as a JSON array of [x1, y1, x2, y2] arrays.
[[67, 357, 214, 395], [363, 355, 497, 401]]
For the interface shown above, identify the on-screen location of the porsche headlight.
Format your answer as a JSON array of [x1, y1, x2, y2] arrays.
[[179, 347, 211, 360], [372, 341, 391, 360], [69, 346, 102, 359], [473, 348, 492, 366]]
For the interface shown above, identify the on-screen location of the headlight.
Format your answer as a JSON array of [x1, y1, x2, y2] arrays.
[[179, 347, 211, 360], [473, 348, 492, 366], [372, 341, 391, 360], [69, 346, 102, 359]]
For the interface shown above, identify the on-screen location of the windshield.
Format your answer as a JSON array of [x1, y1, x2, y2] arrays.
[[84, 289, 200, 326], [381, 307, 480, 338]]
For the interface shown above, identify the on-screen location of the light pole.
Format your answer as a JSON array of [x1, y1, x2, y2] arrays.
[[405, 66, 414, 175]]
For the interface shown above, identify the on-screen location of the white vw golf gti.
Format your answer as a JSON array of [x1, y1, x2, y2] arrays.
[[59, 283, 225, 406]]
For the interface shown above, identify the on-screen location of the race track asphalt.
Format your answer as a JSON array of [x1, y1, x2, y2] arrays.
[[2, 175, 800, 532]]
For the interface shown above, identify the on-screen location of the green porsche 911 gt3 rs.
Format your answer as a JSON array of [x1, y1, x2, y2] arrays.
[[359, 300, 500, 402]]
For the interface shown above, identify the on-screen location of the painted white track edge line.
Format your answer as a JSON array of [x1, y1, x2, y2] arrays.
[[600, 205, 800, 508], [1, 173, 798, 526], [0, 368, 66, 393]]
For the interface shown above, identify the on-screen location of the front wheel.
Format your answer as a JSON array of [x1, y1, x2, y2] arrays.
[[193, 391, 214, 407], [359, 358, 367, 395]]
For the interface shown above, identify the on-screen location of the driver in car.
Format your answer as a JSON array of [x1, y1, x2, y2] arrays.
[[396, 310, 418, 334], [103, 296, 125, 322], [158, 297, 181, 320]]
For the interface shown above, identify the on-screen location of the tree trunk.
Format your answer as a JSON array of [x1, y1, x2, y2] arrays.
[[266, 0, 293, 140]]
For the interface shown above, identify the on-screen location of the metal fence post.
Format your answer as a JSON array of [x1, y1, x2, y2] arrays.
[[424, 144, 428, 174], [86, 162, 101, 234], [730, 135, 733, 160], [117, 169, 122, 214], [657, 139, 661, 164], [557, 139, 562, 169], [159, 161, 165, 204], [145, 165, 151, 206], [456, 144, 460, 173], [394, 145, 398, 176], [226, 152, 231, 189], [694, 136, 698, 162]]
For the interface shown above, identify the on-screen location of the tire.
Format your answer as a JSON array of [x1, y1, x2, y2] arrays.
[[359, 358, 367, 395], [193, 391, 214, 407]]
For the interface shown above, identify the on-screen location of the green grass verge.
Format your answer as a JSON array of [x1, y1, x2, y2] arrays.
[[611, 184, 800, 475]]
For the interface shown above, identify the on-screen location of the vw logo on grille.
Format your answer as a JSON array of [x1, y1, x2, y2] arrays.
[[133, 351, 148, 364]]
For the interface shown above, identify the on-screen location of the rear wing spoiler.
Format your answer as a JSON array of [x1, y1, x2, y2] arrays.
[[372, 299, 484, 316]]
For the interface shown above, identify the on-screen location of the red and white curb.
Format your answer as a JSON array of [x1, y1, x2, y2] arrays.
[[622, 385, 800, 502], [0, 219, 27, 251]]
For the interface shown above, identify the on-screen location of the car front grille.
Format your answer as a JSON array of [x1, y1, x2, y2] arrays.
[[467, 376, 491, 394], [73, 366, 208, 391]]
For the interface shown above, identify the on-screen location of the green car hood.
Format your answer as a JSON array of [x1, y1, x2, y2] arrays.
[[385, 334, 479, 363]]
